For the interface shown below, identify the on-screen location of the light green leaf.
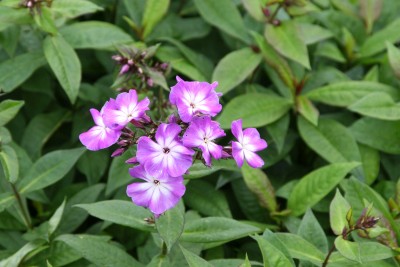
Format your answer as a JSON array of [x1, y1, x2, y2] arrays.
[[358, 242, 394, 261], [218, 93, 292, 129], [180, 245, 213, 267], [329, 189, 351, 235], [56, 234, 143, 267], [358, 144, 380, 185], [265, 113, 289, 154], [348, 92, 400, 120], [253, 235, 294, 267], [156, 201, 185, 252], [75, 200, 154, 232], [297, 95, 319, 126], [288, 162, 360, 216], [241, 0, 265, 21], [387, 42, 400, 79], [360, 18, 400, 57], [212, 47, 262, 94], [297, 23, 333, 45], [0, 145, 19, 183], [334, 236, 361, 263], [0, 52, 46, 93], [241, 164, 277, 212], [297, 117, 360, 164], [51, 0, 103, 19], [193, 0, 249, 43], [33, 6, 57, 35], [0, 240, 45, 267], [184, 180, 232, 218], [18, 147, 85, 194], [315, 42, 346, 63], [181, 217, 261, 243], [43, 35, 81, 104], [306, 81, 400, 107], [298, 209, 328, 253], [350, 118, 400, 154], [60, 21, 133, 50], [265, 21, 310, 69], [142, 0, 170, 39], [0, 100, 24, 127], [48, 199, 66, 236]]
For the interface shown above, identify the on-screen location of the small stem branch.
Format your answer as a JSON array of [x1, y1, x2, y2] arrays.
[[268, 3, 283, 23], [11, 184, 32, 230], [322, 243, 336, 267]]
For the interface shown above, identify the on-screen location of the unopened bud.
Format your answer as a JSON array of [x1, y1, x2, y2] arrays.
[[111, 148, 125, 157], [112, 55, 122, 62], [125, 157, 138, 164], [147, 78, 154, 87], [120, 64, 130, 74], [262, 7, 270, 17]]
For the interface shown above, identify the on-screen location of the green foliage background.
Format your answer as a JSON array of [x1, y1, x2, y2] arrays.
[[0, 0, 400, 266]]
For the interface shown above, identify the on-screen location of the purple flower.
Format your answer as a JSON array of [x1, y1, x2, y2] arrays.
[[231, 119, 267, 168], [127, 165, 185, 215], [169, 76, 222, 123], [137, 123, 195, 177], [79, 105, 121, 151], [182, 116, 225, 166], [102, 89, 150, 130]]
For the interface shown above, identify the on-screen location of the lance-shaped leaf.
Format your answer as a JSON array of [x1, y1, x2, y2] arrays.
[[297, 23, 333, 45], [288, 162, 360, 216], [386, 42, 400, 79], [51, 0, 103, 19], [298, 209, 328, 253], [180, 245, 213, 267], [0, 100, 24, 127], [265, 21, 310, 69], [330, 189, 351, 235], [241, 164, 277, 212], [142, 0, 170, 39], [334, 236, 362, 263], [360, 0, 382, 34], [212, 47, 262, 94], [0, 240, 45, 267], [0, 145, 19, 183], [253, 233, 295, 267], [297, 95, 319, 126], [44, 35, 81, 104], [48, 199, 66, 236]]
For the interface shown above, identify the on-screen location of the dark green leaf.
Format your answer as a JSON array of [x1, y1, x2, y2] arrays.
[[298, 209, 328, 253], [0, 240, 45, 267], [253, 234, 294, 267], [0, 100, 24, 127], [142, 0, 170, 39], [358, 144, 380, 185], [180, 245, 213, 267], [387, 42, 400, 79], [0, 145, 19, 183], [51, 0, 103, 18], [48, 199, 66, 235]]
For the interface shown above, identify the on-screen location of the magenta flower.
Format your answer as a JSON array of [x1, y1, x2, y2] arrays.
[[231, 119, 267, 168], [102, 89, 150, 130], [169, 76, 222, 123], [79, 105, 121, 151], [137, 123, 195, 177], [127, 165, 185, 215], [182, 116, 225, 166]]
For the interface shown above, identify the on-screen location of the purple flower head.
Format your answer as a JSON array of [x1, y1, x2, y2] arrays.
[[127, 165, 185, 215], [169, 76, 222, 123], [182, 116, 225, 166], [79, 105, 121, 151], [231, 119, 268, 168], [102, 89, 150, 130], [137, 123, 195, 177]]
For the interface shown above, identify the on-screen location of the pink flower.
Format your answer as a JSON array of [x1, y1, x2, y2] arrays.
[[127, 165, 185, 215], [231, 119, 267, 168], [169, 76, 222, 123], [182, 116, 225, 166]]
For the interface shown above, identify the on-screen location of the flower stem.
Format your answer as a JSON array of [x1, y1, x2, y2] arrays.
[[11, 184, 32, 230], [322, 243, 336, 267]]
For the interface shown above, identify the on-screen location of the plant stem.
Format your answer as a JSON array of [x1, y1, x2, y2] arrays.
[[322, 243, 336, 267], [11, 184, 32, 230]]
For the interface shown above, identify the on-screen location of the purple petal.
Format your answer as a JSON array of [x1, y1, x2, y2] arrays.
[[137, 136, 162, 163], [90, 108, 104, 127], [155, 123, 181, 147], [126, 182, 155, 207], [79, 126, 120, 151], [207, 142, 223, 160], [129, 165, 151, 182], [244, 150, 265, 168], [166, 151, 193, 177], [232, 141, 244, 167], [231, 119, 244, 141]]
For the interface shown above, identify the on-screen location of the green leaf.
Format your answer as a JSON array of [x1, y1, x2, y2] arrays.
[[265, 113, 289, 154], [387, 42, 400, 79], [288, 162, 360, 216], [0, 240, 45, 267], [265, 21, 310, 69], [241, 164, 277, 212], [0, 145, 19, 183], [181, 217, 260, 243], [315, 42, 346, 63], [348, 92, 400, 120], [297, 117, 360, 164], [0, 25, 20, 57], [298, 209, 328, 253], [77, 151, 109, 185], [142, 0, 170, 39], [21, 110, 70, 161], [193, 0, 249, 43], [48, 199, 66, 236], [0, 52, 46, 93], [33, 6, 57, 35], [184, 159, 237, 179], [218, 93, 292, 129], [241, 0, 265, 22], [297, 95, 319, 126], [51, 0, 103, 19], [297, 23, 333, 45], [358, 242, 394, 261], [18, 147, 85, 194], [330, 189, 351, 235], [275, 233, 326, 263], [180, 245, 213, 267], [56, 234, 143, 267], [358, 144, 380, 185], [60, 21, 133, 50], [360, 0, 382, 34], [0, 100, 24, 127], [334, 236, 361, 263], [0, 127, 12, 144], [156, 201, 185, 252], [43, 35, 81, 104], [350, 118, 400, 154], [184, 180, 232, 218], [360, 18, 400, 57], [306, 81, 400, 107], [105, 152, 133, 196], [253, 235, 294, 267], [75, 200, 154, 231], [212, 48, 262, 94], [0, 192, 15, 213]]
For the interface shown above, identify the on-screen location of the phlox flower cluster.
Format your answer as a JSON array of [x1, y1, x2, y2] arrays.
[[79, 76, 267, 217]]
